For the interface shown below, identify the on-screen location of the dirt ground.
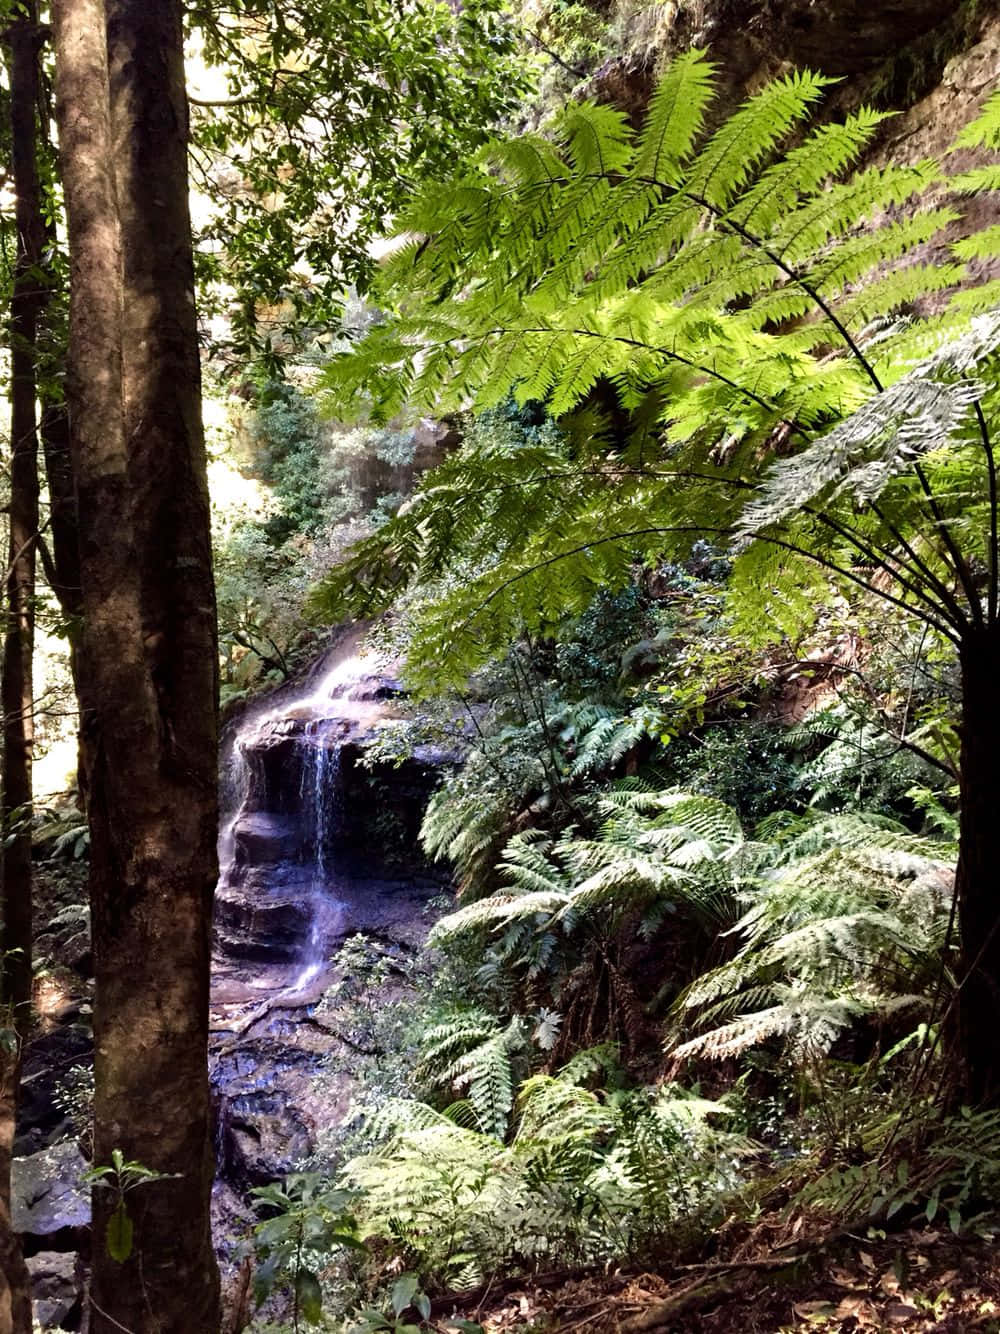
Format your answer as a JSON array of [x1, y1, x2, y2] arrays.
[[448, 1223, 1000, 1333]]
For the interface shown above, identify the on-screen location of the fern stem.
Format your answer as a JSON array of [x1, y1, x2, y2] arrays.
[[810, 508, 969, 633], [912, 461, 984, 627], [676, 186, 985, 627], [974, 400, 999, 623], [457, 524, 962, 646], [867, 501, 971, 631]]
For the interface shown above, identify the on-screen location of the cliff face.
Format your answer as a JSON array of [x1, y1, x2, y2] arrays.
[[580, 1, 1000, 309], [591, 1, 999, 137]]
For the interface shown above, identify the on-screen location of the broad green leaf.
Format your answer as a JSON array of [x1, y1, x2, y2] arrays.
[[106, 1204, 133, 1263], [295, 1269, 324, 1324], [392, 1273, 420, 1318]]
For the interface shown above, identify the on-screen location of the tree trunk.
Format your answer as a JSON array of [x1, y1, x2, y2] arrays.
[[0, 5, 46, 1330], [39, 402, 83, 623], [52, 0, 221, 1328], [955, 624, 1000, 1104]]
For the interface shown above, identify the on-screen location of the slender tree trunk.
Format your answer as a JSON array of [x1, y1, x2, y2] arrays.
[[0, 5, 45, 1330], [53, 0, 221, 1327], [954, 624, 1000, 1104], [39, 403, 83, 623]]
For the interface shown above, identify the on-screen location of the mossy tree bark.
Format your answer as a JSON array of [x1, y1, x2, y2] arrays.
[[53, 0, 221, 1327]]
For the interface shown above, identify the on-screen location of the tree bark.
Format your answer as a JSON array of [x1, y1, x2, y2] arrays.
[[954, 624, 1000, 1104], [0, 5, 46, 1329], [39, 401, 83, 623], [53, 0, 221, 1327]]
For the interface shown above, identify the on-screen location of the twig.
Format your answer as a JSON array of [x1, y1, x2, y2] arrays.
[[89, 1295, 138, 1334]]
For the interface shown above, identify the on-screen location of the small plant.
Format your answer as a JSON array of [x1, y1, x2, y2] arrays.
[[252, 1172, 363, 1329], [53, 1062, 94, 1150], [84, 1149, 174, 1262], [347, 1272, 437, 1333]]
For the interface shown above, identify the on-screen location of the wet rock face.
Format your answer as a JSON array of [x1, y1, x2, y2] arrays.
[[215, 656, 448, 962], [712, 1, 962, 76], [213, 1036, 317, 1189]]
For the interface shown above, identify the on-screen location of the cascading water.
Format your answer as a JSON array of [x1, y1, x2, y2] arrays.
[[290, 720, 345, 991], [215, 638, 392, 985], [211, 638, 449, 1191], [217, 740, 250, 890]]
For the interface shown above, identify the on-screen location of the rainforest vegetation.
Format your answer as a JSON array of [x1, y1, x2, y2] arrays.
[[5, 1, 1000, 1332]]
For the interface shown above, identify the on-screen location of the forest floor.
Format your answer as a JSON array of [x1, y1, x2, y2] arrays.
[[452, 1223, 1000, 1332]]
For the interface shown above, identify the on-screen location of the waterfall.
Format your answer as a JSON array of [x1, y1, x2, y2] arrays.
[[300, 719, 343, 888], [291, 720, 345, 991], [217, 740, 250, 891], [215, 636, 394, 981]]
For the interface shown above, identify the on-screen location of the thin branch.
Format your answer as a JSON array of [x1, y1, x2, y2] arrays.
[[807, 508, 965, 632], [912, 460, 984, 626], [829, 668, 959, 780], [524, 29, 589, 79], [456, 524, 961, 646]]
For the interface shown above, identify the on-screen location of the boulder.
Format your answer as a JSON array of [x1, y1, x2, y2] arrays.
[[13, 1141, 90, 1254], [28, 1250, 81, 1329]]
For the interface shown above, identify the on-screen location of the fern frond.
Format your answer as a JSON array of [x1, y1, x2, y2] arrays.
[[686, 69, 834, 208], [633, 48, 717, 185]]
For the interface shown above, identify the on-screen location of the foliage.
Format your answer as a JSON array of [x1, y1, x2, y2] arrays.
[[661, 723, 802, 827], [33, 805, 90, 862], [671, 814, 956, 1065], [245, 382, 327, 543], [213, 37, 1000, 1315], [187, 0, 533, 360], [53, 1062, 94, 1149], [85, 1150, 174, 1264], [416, 1010, 532, 1140], [313, 50, 1000, 688], [346, 1272, 435, 1333], [213, 375, 428, 694], [787, 1098, 1000, 1235], [251, 1174, 362, 1326], [340, 1060, 752, 1287]]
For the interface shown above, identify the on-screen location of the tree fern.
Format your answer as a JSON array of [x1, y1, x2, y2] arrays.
[[341, 1059, 752, 1284], [312, 51, 1000, 695], [428, 789, 752, 1012], [309, 51, 1000, 1096], [670, 814, 955, 1065]]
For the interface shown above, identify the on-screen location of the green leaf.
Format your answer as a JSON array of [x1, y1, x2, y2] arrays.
[[295, 1269, 324, 1324], [255, 1215, 294, 1247], [392, 1273, 420, 1318], [253, 1253, 281, 1307], [106, 1203, 133, 1263]]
